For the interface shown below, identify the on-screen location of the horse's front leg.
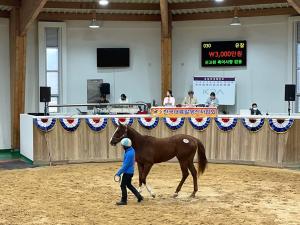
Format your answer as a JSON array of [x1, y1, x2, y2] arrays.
[[141, 163, 155, 198]]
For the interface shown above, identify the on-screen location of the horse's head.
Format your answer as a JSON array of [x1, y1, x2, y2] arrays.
[[110, 123, 128, 146]]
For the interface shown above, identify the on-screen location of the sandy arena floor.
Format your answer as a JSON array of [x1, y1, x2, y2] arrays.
[[0, 163, 299, 225]]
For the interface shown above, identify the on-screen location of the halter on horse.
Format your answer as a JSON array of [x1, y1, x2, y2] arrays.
[[110, 123, 207, 198]]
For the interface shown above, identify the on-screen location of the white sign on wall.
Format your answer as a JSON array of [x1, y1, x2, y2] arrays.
[[193, 77, 236, 105]]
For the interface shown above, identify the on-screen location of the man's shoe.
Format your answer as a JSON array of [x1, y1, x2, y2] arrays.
[[137, 197, 144, 203], [116, 201, 127, 206]]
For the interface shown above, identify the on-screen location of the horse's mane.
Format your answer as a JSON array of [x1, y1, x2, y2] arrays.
[[127, 126, 144, 138], [127, 126, 163, 140], [127, 126, 182, 141]]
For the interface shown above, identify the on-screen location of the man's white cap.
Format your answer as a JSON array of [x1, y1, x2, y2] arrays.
[[121, 138, 132, 147]]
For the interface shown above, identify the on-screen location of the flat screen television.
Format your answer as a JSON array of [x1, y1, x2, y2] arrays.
[[97, 48, 130, 68]]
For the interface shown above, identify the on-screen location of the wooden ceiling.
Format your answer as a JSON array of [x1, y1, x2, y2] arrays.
[[0, 0, 298, 21]]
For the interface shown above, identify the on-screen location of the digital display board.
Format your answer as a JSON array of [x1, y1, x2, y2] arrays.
[[201, 41, 247, 67]]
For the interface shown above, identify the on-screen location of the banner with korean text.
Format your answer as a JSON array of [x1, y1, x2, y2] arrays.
[[150, 107, 218, 118]]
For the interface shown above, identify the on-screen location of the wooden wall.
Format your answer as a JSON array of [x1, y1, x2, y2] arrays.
[[33, 118, 300, 167]]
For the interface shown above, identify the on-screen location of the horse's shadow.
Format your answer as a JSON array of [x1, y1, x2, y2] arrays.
[[144, 193, 203, 204]]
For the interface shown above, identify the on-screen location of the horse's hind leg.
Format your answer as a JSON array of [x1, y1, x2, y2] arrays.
[[141, 163, 155, 198], [188, 161, 198, 198], [137, 163, 144, 193], [174, 160, 189, 198]]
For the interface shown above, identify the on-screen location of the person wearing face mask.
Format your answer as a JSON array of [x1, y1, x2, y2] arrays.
[[205, 92, 219, 108], [119, 94, 128, 104], [250, 103, 262, 115], [163, 90, 175, 107]]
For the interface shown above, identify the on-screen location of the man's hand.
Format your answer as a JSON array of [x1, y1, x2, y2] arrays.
[[114, 174, 121, 183]]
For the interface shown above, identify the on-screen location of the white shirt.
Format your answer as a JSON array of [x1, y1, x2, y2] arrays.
[[205, 97, 219, 107], [182, 96, 198, 106], [163, 96, 175, 107], [119, 98, 129, 104]]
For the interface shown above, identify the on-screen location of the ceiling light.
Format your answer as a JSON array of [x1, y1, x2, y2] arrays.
[[215, 0, 224, 2], [230, 17, 241, 26], [230, 7, 241, 26], [89, 19, 100, 29], [99, 0, 109, 6]]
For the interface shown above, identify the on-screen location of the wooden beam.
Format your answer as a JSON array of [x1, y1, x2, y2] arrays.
[[0, 10, 10, 17], [38, 12, 161, 21], [288, 0, 300, 14], [0, 0, 18, 7], [160, 0, 172, 102], [170, 0, 288, 10], [10, 7, 26, 149], [161, 37, 172, 102], [173, 7, 297, 21], [42, 0, 286, 11], [44, 1, 160, 10], [20, 0, 47, 36], [160, 0, 171, 38]]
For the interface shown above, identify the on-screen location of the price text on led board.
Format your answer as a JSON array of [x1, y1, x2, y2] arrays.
[[201, 41, 247, 67]]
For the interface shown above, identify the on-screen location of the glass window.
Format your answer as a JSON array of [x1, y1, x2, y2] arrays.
[[47, 72, 59, 95], [296, 23, 300, 112], [45, 27, 60, 113], [46, 48, 59, 71], [49, 97, 58, 113]]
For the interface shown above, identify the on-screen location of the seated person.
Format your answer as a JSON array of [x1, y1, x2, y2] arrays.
[[205, 92, 219, 108], [119, 94, 129, 104], [98, 95, 109, 110], [182, 91, 197, 106], [163, 90, 175, 107], [250, 103, 262, 115], [99, 95, 109, 104]]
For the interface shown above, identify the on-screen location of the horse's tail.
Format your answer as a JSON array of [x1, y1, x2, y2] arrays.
[[196, 140, 207, 176]]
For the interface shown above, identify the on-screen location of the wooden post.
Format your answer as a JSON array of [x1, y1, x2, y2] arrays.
[[9, 1, 47, 149], [160, 0, 172, 102], [10, 7, 27, 149]]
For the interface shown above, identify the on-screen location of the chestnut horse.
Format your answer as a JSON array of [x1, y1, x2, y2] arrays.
[[110, 124, 207, 198]]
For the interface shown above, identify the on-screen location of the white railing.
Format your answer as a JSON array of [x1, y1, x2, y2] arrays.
[[26, 114, 300, 120]]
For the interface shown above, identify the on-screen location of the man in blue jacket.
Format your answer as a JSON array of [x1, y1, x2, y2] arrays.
[[115, 138, 143, 205]]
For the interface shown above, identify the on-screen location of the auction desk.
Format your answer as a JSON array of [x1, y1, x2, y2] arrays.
[[20, 114, 300, 167]]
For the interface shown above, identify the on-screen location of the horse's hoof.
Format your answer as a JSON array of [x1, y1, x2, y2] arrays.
[[173, 193, 178, 198], [190, 193, 196, 198]]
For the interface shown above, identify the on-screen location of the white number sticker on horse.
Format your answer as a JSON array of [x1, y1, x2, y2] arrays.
[[183, 139, 189, 143]]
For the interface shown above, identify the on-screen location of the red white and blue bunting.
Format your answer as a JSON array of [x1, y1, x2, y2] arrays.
[[59, 118, 81, 132], [138, 117, 159, 130], [34, 118, 56, 132], [112, 117, 134, 126], [188, 117, 211, 131], [33, 117, 297, 133], [242, 118, 264, 132], [268, 118, 294, 133], [164, 117, 185, 130], [215, 117, 238, 132], [86, 117, 108, 132]]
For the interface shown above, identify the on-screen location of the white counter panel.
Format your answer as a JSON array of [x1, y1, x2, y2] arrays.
[[20, 114, 34, 161]]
